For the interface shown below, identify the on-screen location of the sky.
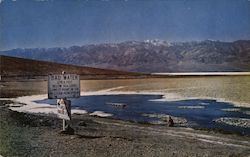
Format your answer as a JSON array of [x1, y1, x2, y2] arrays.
[[0, 0, 250, 50]]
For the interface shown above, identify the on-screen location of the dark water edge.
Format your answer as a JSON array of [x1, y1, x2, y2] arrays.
[[36, 94, 250, 136]]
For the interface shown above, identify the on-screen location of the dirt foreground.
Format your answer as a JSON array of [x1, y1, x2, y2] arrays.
[[1, 100, 250, 157]]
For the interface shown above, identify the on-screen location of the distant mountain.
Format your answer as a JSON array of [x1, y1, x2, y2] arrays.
[[1, 40, 250, 72], [0, 55, 141, 80]]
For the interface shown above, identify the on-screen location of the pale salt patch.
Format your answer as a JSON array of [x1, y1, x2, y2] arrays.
[[89, 111, 113, 117], [149, 120, 166, 125], [142, 113, 169, 118], [72, 109, 88, 115], [82, 91, 164, 97], [215, 98, 250, 108], [149, 95, 250, 108], [9, 103, 58, 115], [148, 93, 183, 102], [214, 117, 250, 128], [9, 104, 88, 115], [82, 86, 126, 95], [6, 103, 24, 107], [6, 94, 56, 114], [4, 94, 87, 115], [0, 98, 15, 101], [178, 106, 205, 109], [221, 108, 241, 112], [199, 102, 210, 105], [244, 111, 250, 115]]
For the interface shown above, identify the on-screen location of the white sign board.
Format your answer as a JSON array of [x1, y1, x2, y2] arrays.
[[57, 99, 71, 120], [48, 74, 80, 99]]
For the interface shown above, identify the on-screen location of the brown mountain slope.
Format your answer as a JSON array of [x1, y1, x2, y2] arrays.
[[0, 55, 142, 80]]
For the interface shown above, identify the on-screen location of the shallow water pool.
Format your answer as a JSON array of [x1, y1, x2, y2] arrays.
[[36, 94, 250, 135]]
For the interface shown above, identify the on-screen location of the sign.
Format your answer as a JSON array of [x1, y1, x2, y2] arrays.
[[48, 74, 80, 99], [57, 99, 71, 120]]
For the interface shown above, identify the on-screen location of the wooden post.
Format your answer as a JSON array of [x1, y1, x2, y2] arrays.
[[63, 118, 66, 131], [62, 98, 71, 131], [62, 71, 67, 131]]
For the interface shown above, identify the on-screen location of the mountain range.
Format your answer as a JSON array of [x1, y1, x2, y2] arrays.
[[1, 40, 250, 73]]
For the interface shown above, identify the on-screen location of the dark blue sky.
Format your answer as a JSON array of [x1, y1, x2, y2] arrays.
[[0, 0, 250, 50]]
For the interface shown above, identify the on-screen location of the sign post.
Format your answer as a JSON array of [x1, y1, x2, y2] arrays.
[[48, 72, 80, 133], [57, 98, 71, 130]]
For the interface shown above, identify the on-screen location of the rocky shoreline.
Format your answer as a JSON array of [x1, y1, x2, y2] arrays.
[[1, 100, 250, 157]]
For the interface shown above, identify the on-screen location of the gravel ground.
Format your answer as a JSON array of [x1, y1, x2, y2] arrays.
[[1, 100, 250, 157]]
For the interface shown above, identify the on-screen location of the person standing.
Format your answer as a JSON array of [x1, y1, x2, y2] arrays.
[[168, 116, 174, 127]]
